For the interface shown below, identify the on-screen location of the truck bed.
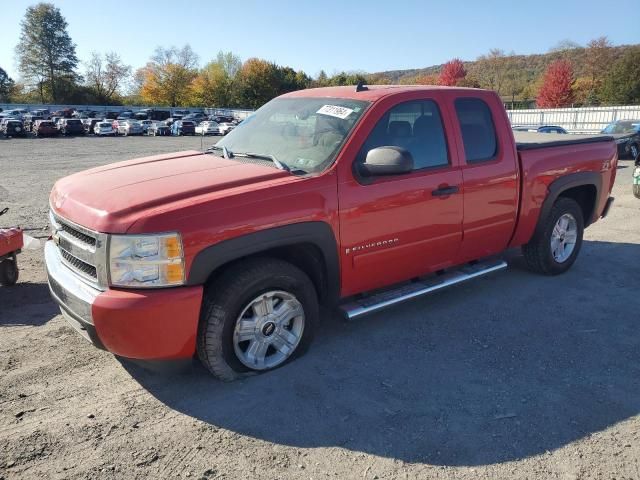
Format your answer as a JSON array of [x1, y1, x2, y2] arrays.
[[514, 131, 614, 151]]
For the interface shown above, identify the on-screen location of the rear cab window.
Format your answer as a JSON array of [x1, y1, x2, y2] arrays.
[[454, 98, 498, 163]]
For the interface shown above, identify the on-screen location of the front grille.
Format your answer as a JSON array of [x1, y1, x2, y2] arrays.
[[59, 223, 96, 247], [50, 211, 104, 287], [60, 249, 97, 279]]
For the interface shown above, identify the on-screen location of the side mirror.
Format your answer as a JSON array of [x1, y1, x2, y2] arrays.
[[360, 146, 414, 176]]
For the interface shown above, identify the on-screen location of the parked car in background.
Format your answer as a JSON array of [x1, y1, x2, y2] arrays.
[[52, 109, 75, 119], [171, 120, 196, 136], [218, 122, 236, 135], [184, 113, 208, 124], [117, 110, 135, 120], [148, 122, 171, 136], [601, 120, 640, 159], [632, 153, 640, 199], [165, 115, 183, 127], [135, 109, 171, 121], [2, 120, 26, 137], [173, 109, 190, 117], [101, 111, 120, 120], [195, 120, 220, 136], [83, 118, 101, 134], [118, 120, 144, 136], [59, 118, 86, 136], [139, 120, 154, 134], [94, 121, 116, 136], [33, 120, 59, 137], [512, 125, 568, 134], [211, 115, 235, 124]]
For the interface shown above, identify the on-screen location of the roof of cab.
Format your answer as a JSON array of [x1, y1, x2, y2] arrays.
[[281, 85, 489, 102]]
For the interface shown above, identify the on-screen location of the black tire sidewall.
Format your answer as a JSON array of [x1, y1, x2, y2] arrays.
[[0, 259, 19, 286], [540, 198, 584, 274], [199, 259, 318, 378]]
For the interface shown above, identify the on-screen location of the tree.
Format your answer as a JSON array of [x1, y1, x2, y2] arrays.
[[15, 3, 79, 103], [503, 57, 529, 104], [191, 61, 233, 107], [583, 36, 613, 104], [0, 67, 15, 102], [315, 70, 328, 87], [85, 52, 131, 103], [549, 39, 581, 53], [473, 49, 508, 94], [139, 45, 199, 106], [600, 46, 640, 105], [233, 58, 281, 108], [438, 58, 466, 86], [536, 59, 575, 108]]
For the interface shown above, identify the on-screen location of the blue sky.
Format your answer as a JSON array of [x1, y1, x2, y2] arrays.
[[1, 0, 639, 80]]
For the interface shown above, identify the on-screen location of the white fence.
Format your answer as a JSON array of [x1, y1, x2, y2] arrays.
[[506, 105, 640, 133]]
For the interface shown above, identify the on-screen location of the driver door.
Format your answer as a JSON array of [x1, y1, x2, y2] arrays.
[[337, 96, 464, 296]]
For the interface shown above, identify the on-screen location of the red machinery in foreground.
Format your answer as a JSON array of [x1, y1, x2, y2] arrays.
[[0, 208, 22, 286]]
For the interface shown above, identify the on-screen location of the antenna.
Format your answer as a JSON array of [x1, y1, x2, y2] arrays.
[[355, 81, 368, 92]]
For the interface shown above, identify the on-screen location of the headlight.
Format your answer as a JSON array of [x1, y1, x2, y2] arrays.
[[108, 233, 185, 288]]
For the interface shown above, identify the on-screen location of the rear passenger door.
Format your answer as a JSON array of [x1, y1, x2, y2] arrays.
[[453, 96, 519, 262], [337, 97, 464, 296]]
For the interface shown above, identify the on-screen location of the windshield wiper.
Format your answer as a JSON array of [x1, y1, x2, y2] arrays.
[[205, 144, 232, 159], [205, 147, 306, 174], [232, 152, 290, 172]]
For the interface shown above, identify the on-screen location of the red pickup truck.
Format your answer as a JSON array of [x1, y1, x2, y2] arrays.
[[45, 85, 617, 380]]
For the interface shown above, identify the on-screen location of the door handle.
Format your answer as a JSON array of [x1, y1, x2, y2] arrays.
[[431, 185, 459, 197]]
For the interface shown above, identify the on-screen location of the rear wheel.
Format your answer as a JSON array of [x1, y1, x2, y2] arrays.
[[522, 197, 584, 275], [197, 258, 318, 381], [0, 258, 19, 286]]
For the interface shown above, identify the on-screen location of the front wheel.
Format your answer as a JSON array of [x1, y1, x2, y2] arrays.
[[197, 258, 318, 381], [522, 197, 584, 275]]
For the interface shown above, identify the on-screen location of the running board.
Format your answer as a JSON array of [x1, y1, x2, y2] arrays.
[[339, 259, 508, 320]]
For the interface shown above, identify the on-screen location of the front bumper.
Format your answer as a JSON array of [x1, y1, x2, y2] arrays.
[[45, 241, 203, 360]]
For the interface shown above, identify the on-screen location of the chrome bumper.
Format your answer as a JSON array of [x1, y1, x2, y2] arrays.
[[45, 241, 104, 347]]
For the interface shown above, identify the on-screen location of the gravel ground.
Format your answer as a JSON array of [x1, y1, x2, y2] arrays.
[[0, 135, 639, 480]]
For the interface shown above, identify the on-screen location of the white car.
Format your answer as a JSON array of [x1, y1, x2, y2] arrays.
[[94, 122, 116, 136], [118, 120, 144, 136], [195, 121, 221, 136], [218, 122, 236, 135], [139, 120, 154, 134]]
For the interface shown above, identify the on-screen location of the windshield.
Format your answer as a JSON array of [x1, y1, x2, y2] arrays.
[[602, 121, 640, 134], [215, 97, 369, 173]]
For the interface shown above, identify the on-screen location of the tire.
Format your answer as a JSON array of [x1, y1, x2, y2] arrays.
[[0, 258, 19, 286], [197, 257, 318, 381], [522, 197, 584, 275]]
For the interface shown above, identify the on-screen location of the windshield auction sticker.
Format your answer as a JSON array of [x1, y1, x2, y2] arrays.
[[316, 105, 354, 119]]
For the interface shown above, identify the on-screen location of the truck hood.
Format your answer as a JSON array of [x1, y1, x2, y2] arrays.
[[51, 150, 290, 233]]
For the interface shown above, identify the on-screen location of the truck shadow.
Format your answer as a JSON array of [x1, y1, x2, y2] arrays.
[[0, 282, 58, 326], [123, 239, 640, 466]]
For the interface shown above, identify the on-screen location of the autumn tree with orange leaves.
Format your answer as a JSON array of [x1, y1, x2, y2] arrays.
[[536, 59, 575, 108]]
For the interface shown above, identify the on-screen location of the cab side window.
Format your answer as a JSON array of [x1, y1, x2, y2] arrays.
[[454, 98, 497, 163], [358, 100, 449, 170]]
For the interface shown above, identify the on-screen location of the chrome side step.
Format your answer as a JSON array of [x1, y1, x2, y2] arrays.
[[339, 259, 508, 320]]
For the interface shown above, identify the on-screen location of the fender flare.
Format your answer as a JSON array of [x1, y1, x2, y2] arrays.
[[538, 171, 602, 229], [186, 221, 341, 302]]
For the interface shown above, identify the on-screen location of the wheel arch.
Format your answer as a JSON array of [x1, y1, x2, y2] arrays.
[[187, 222, 340, 305], [539, 172, 601, 230]]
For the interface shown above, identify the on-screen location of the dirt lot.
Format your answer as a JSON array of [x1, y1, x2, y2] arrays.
[[1, 135, 639, 480]]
